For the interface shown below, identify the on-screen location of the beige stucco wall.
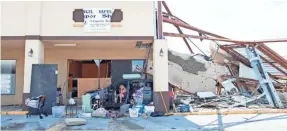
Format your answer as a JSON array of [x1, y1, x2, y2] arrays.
[[45, 47, 147, 102], [1, 48, 25, 105], [1, 2, 26, 36], [1, 1, 156, 36]]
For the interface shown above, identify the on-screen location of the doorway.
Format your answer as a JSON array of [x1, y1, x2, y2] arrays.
[[68, 60, 112, 98]]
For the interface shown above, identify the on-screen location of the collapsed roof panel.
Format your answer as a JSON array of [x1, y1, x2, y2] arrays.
[[234, 48, 287, 76]]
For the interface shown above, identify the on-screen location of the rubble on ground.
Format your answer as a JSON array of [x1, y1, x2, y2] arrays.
[[167, 49, 287, 113]]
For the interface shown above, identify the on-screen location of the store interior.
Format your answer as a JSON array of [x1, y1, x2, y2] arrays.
[[66, 59, 153, 110]]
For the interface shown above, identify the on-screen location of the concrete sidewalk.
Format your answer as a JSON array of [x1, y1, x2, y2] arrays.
[[1, 114, 287, 131]]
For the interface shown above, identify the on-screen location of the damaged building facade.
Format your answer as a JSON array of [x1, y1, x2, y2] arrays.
[[146, 50, 229, 94], [0, 1, 170, 112], [2, 1, 287, 114]]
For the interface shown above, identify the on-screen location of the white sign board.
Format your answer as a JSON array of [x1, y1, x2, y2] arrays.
[[1, 74, 12, 94], [83, 8, 114, 32]]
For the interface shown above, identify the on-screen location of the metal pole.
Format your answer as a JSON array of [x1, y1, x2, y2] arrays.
[[98, 59, 101, 89], [217, 107, 224, 131]]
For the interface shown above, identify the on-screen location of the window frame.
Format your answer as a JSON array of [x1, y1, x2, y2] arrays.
[[1, 59, 17, 95]]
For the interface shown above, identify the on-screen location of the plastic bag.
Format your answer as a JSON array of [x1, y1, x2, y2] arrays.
[[25, 98, 39, 108], [69, 98, 76, 105], [92, 107, 107, 118], [144, 106, 155, 115]]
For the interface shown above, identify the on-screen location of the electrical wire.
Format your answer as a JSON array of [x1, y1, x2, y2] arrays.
[[187, 37, 207, 56]]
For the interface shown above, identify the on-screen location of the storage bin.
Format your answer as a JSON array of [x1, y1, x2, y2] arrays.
[[52, 106, 65, 118], [129, 108, 139, 117], [82, 94, 93, 113], [135, 105, 144, 115]]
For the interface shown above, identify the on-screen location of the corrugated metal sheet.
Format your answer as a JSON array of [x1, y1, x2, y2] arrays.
[[234, 48, 287, 76]]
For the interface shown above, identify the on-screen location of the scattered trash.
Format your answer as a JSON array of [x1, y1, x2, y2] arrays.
[[144, 105, 155, 116], [177, 104, 191, 112], [107, 110, 125, 118], [179, 97, 193, 105], [69, 98, 76, 105], [92, 108, 107, 118], [150, 111, 164, 117], [129, 108, 139, 117]]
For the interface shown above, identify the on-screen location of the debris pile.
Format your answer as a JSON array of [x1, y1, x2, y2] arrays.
[[158, 0, 287, 113], [167, 49, 287, 113]]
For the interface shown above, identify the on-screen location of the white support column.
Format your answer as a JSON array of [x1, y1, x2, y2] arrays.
[[22, 2, 43, 107], [23, 40, 44, 93], [153, 39, 169, 113], [23, 1, 43, 93], [153, 39, 168, 92]]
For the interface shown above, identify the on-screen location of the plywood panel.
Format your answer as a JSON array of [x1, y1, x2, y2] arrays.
[[81, 64, 98, 78], [81, 63, 109, 78], [69, 61, 81, 78], [30, 64, 57, 114], [77, 78, 111, 97]]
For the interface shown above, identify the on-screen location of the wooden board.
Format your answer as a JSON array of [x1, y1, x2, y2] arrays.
[[77, 78, 111, 97]]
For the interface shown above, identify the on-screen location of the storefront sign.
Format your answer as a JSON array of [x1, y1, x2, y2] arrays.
[[73, 8, 123, 29], [132, 60, 144, 73], [83, 8, 114, 32]]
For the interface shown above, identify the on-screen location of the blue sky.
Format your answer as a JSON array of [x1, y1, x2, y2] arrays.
[[164, 0, 287, 56]]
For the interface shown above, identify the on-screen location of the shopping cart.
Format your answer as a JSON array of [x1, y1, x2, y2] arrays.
[[25, 95, 48, 119]]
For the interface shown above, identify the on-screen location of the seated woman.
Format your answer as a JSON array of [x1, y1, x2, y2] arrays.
[[119, 84, 127, 103]]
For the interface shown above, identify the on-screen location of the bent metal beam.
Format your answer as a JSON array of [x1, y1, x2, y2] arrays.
[[164, 32, 287, 45], [162, 2, 287, 75], [257, 44, 287, 69], [162, 17, 227, 39], [161, 1, 194, 53], [161, 2, 253, 70], [164, 32, 287, 75]]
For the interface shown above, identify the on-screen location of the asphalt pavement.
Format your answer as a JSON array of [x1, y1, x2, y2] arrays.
[[1, 113, 287, 131]]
